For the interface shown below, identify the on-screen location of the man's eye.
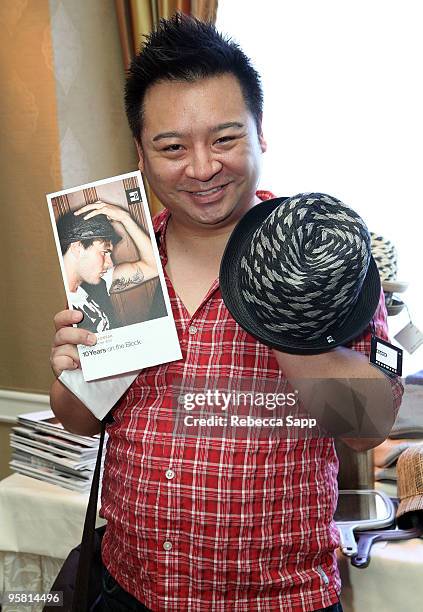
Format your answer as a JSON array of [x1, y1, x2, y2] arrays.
[[215, 135, 236, 144], [162, 144, 183, 152]]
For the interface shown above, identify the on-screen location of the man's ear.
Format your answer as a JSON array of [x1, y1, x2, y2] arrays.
[[68, 241, 83, 258], [135, 139, 144, 172], [259, 133, 267, 153], [257, 116, 267, 153]]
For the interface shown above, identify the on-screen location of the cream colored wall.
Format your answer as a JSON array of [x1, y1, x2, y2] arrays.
[[0, 0, 63, 394], [49, 0, 137, 189], [0, 0, 137, 396]]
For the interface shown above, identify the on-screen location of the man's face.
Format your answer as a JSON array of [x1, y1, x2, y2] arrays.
[[137, 73, 267, 229], [76, 240, 113, 285]]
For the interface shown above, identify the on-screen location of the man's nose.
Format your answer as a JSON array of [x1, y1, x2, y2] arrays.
[[185, 146, 222, 182], [104, 253, 113, 268]]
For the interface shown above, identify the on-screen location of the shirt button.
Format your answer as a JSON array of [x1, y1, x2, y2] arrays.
[[165, 469, 175, 480], [163, 541, 172, 551], [188, 325, 198, 335]]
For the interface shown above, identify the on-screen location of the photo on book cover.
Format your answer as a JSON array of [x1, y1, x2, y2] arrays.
[[47, 171, 181, 381]]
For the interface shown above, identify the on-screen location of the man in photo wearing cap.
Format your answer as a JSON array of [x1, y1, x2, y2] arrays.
[[49, 15, 403, 612], [57, 201, 158, 333]]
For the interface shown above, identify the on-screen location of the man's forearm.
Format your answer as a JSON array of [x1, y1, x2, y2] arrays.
[[121, 215, 157, 269], [50, 378, 101, 437], [274, 346, 385, 380], [273, 347, 395, 450]]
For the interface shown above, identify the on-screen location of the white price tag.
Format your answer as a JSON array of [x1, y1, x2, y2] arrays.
[[370, 336, 403, 375], [394, 322, 423, 354]]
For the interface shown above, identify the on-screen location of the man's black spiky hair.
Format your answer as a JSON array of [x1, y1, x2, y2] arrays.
[[125, 13, 263, 142]]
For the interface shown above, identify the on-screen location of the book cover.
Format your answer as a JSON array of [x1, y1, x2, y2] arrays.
[[47, 170, 182, 382]]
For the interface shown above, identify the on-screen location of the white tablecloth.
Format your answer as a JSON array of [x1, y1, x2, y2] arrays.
[[0, 473, 105, 558], [0, 475, 422, 611], [338, 538, 423, 611], [0, 474, 105, 612], [338, 481, 423, 611]]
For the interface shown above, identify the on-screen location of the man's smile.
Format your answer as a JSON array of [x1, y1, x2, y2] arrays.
[[180, 182, 233, 205], [185, 183, 228, 195]]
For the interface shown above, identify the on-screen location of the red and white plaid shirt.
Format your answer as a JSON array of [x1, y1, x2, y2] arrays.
[[101, 192, 403, 611]]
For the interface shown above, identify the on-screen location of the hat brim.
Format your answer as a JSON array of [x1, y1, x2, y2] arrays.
[[396, 495, 423, 529], [219, 198, 381, 355]]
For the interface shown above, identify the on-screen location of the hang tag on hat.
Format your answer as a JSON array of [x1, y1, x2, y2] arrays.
[[370, 335, 403, 376], [394, 321, 423, 354]]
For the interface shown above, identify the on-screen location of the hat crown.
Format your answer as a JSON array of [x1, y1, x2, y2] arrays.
[[370, 233, 398, 282], [71, 214, 115, 241], [57, 211, 121, 252], [239, 193, 372, 341], [397, 445, 423, 498]]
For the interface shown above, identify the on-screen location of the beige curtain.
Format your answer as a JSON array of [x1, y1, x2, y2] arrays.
[[114, 0, 219, 215], [0, 0, 65, 393]]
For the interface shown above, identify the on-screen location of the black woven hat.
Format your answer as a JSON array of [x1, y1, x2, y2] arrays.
[[220, 193, 381, 354]]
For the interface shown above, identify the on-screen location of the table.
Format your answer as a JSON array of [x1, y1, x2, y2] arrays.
[[0, 474, 105, 612], [1, 475, 422, 611], [338, 481, 423, 611]]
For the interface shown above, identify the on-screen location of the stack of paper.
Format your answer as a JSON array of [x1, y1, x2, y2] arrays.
[[9, 410, 105, 493]]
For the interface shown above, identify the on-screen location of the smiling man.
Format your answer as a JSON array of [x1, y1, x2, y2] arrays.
[[50, 14, 402, 612], [136, 75, 265, 229]]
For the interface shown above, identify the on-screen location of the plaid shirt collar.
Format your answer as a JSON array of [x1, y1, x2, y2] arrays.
[[152, 191, 277, 313], [153, 190, 277, 263]]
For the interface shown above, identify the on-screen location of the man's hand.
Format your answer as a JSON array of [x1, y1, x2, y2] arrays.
[[50, 309, 97, 377], [74, 201, 130, 224]]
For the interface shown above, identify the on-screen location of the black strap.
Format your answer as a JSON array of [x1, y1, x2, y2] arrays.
[[71, 420, 106, 612]]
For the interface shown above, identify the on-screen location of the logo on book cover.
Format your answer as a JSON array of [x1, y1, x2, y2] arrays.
[[126, 188, 141, 204]]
